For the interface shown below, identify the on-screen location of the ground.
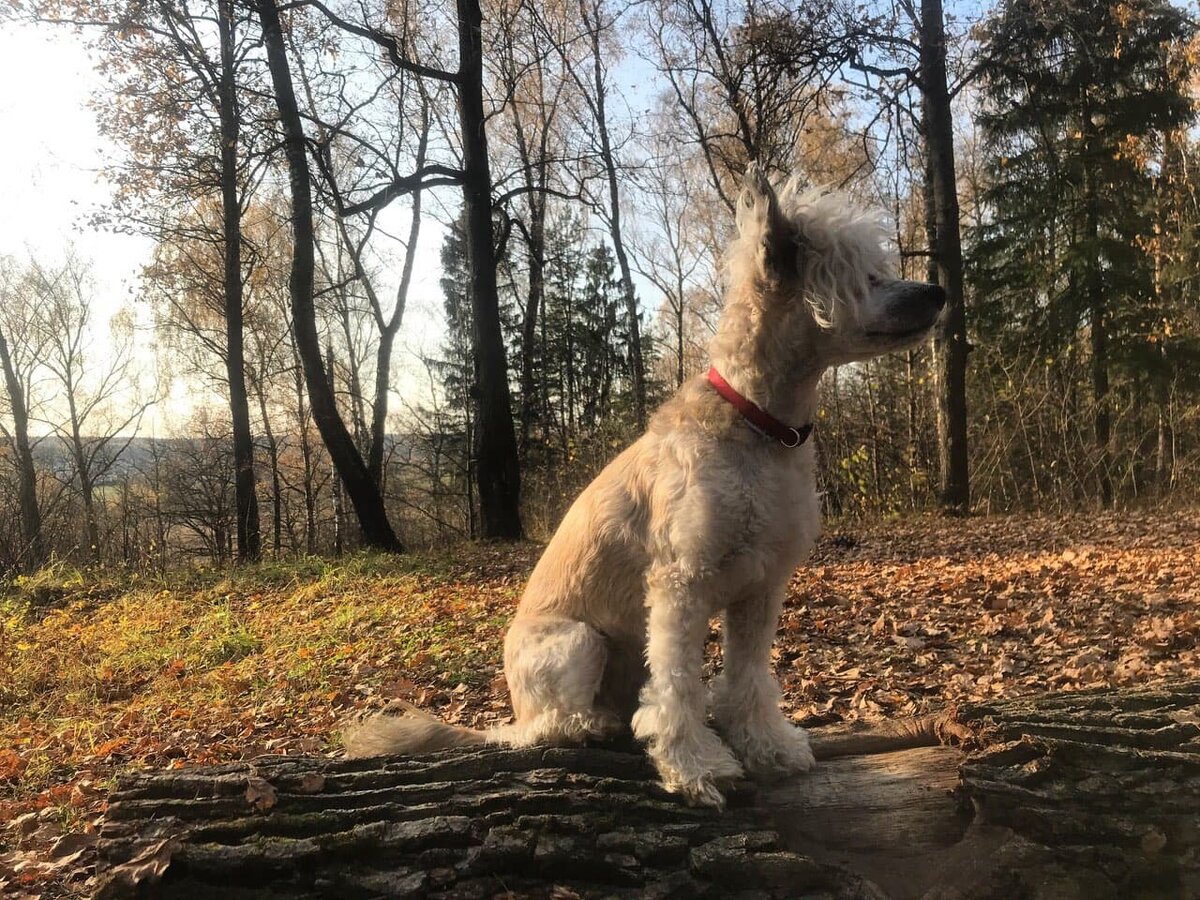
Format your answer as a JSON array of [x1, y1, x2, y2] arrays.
[[1, 509, 1197, 895]]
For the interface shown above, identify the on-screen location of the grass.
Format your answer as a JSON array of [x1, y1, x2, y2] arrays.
[[0, 545, 533, 826]]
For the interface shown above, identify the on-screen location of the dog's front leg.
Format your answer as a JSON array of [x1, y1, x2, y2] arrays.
[[631, 571, 743, 809], [713, 584, 815, 779]]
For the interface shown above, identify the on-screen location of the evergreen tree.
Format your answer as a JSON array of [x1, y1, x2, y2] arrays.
[[438, 216, 476, 417], [969, 0, 1195, 504], [574, 245, 622, 430]]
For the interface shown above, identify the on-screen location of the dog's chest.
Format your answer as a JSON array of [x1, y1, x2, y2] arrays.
[[723, 448, 821, 579]]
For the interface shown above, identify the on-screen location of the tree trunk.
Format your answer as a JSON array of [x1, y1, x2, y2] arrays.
[[252, 374, 283, 555], [289, 346, 319, 556], [256, 0, 403, 552], [66, 391, 101, 562], [583, 0, 645, 430], [1081, 139, 1113, 507], [369, 327, 397, 487], [334, 303, 370, 455], [1092, 296, 1112, 505], [327, 342, 346, 556], [366, 173, 424, 487], [457, 0, 522, 540], [518, 182, 546, 456], [94, 682, 1200, 899], [218, 0, 262, 563], [0, 326, 43, 570], [921, 0, 970, 516]]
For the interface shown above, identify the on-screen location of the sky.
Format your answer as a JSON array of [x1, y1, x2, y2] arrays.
[[0, 23, 149, 312], [0, 18, 453, 431], [0, 12, 663, 436]]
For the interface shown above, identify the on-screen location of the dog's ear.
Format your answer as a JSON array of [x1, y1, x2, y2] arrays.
[[737, 162, 801, 282]]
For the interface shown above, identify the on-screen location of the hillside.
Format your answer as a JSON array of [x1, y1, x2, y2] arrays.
[[1, 510, 1197, 894]]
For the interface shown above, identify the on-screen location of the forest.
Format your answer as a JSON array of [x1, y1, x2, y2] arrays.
[[0, 0, 1194, 572], [2, 2, 1200, 896]]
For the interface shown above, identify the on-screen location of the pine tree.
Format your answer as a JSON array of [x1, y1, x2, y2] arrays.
[[438, 216, 476, 418], [573, 245, 617, 430], [969, 0, 1195, 505]]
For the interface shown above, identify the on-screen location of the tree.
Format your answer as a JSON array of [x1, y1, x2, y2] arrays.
[[293, 7, 440, 491], [255, 0, 404, 551], [433, 215, 480, 535], [26, 253, 150, 562], [530, 0, 647, 428], [303, 0, 523, 539], [30, 0, 265, 560], [491, 0, 573, 457], [216, 0, 262, 560], [0, 259, 46, 570], [919, 0, 970, 513], [971, 0, 1195, 506], [457, 0, 523, 538], [633, 154, 709, 389], [645, 0, 846, 208]]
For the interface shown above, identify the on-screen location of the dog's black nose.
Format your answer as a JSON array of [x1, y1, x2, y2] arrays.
[[926, 283, 947, 311]]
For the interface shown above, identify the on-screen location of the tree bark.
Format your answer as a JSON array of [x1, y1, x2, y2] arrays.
[[457, 0, 523, 540], [920, 0, 970, 516], [1081, 120, 1113, 507], [218, 0, 262, 563], [65, 389, 101, 562], [251, 372, 283, 555], [256, 0, 403, 552], [0, 326, 44, 570], [94, 682, 1200, 899]]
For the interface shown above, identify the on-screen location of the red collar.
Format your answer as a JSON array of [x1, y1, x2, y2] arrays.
[[707, 367, 813, 448]]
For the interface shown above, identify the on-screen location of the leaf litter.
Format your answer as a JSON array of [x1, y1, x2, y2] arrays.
[[1, 510, 1196, 896]]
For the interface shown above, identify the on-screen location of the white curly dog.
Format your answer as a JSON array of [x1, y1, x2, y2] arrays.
[[344, 164, 945, 809]]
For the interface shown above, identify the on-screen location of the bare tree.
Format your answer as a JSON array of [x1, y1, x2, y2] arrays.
[[644, 0, 845, 207], [26, 253, 151, 562], [256, 0, 404, 551], [0, 259, 46, 570], [917, 0, 969, 513], [632, 155, 709, 388], [301, 0, 523, 538]]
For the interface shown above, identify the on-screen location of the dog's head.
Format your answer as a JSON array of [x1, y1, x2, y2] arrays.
[[729, 163, 945, 367]]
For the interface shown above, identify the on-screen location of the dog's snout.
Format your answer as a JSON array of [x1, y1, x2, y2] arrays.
[[927, 283, 947, 311], [895, 283, 944, 321], [864, 280, 947, 339]]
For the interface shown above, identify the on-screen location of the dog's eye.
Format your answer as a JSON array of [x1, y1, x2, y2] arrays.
[[867, 274, 881, 287]]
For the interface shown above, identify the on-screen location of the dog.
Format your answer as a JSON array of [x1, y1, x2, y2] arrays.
[[344, 163, 945, 809]]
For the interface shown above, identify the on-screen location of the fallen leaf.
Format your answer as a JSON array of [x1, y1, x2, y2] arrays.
[[245, 777, 277, 812]]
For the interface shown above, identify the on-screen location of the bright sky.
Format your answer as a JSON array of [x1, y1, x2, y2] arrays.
[[0, 23, 150, 312], [0, 19, 453, 431]]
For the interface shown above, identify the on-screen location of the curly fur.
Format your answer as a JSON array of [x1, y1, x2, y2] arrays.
[[343, 164, 944, 809]]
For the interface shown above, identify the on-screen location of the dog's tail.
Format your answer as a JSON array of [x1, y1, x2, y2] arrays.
[[342, 700, 494, 757]]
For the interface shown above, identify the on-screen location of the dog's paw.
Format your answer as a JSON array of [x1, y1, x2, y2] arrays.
[[637, 715, 745, 808], [658, 752, 743, 809], [665, 772, 728, 810], [728, 720, 816, 779]]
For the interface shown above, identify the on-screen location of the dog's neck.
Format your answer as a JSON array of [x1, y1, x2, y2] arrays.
[[708, 286, 824, 427]]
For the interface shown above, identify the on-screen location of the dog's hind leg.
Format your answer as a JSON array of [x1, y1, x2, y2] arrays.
[[594, 637, 647, 727], [712, 578, 815, 779], [501, 616, 620, 746], [632, 569, 743, 809]]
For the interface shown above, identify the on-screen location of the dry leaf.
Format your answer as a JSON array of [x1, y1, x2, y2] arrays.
[[298, 773, 326, 794], [245, 777, 277, 812], [97, 837, 180, 896]]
